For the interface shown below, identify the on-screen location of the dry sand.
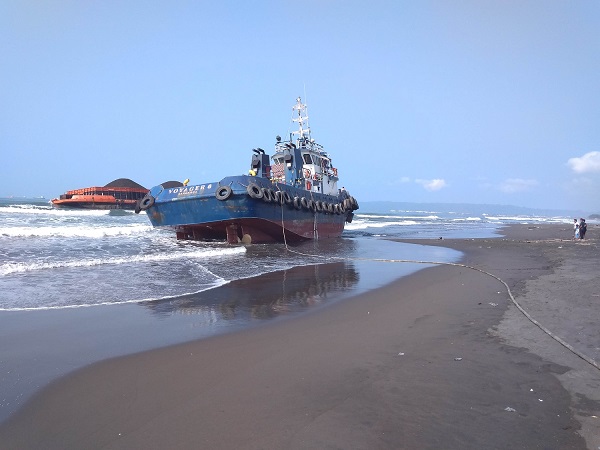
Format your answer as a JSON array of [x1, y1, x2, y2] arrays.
[[0, 223, 598, 449]]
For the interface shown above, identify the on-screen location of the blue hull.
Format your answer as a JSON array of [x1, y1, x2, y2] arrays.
[[143, 175, 355, 244]]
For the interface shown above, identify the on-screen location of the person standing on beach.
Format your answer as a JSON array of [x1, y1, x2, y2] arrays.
[[579, 218, 587, 239], [575, 223, 580, 240], [573, 219, 579, 239]]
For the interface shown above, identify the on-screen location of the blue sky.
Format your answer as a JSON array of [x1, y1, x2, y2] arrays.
[[2, 1, 599, 213]]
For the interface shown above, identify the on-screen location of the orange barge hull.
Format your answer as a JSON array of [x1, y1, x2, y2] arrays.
[[51, 179, 148, 210]]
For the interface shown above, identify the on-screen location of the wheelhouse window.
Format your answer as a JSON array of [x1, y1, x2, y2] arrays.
[[302, 154, 312, 164]]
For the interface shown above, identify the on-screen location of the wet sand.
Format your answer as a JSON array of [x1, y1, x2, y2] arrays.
[[1, 224, 599, 449]]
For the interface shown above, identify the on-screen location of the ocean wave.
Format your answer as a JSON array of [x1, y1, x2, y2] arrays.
[[483, 215, 571, 223], [0, 223, 153, 238], [0, 205, 109, 216], [0, 279, 231, 311], [356, 214, 440, 220], [451, 217, 483, 222], [345, 220, 420, 230], [0, 246, 246, 276]]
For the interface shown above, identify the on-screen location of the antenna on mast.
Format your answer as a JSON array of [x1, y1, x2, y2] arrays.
[[291, 97, 311, 144], [303, 83, 307, 107]]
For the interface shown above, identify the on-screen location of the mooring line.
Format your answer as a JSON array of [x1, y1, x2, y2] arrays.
[[282, 243, 600, 373]]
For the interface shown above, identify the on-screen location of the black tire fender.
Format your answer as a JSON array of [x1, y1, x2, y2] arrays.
[[274, 191, 284, 205], [247, 183, 263, 199], [262, 188, 273, 202], [282, 191, 292, 205], [139, 194, 155, 211], [215, 185, 233, 201], [293, 196, 302, 209]]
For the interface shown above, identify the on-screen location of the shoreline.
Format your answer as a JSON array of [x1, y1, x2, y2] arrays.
[[0, 241, 460, 424], [1, 224, 599, 449]]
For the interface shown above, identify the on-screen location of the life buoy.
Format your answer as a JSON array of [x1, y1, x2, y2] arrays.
[[247, 183, 263, 199], [215, 185, 233, 201], [303, 168, 311, 178]]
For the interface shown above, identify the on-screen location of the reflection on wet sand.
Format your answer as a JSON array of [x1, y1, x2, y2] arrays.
[[140, 262, 359, 322]]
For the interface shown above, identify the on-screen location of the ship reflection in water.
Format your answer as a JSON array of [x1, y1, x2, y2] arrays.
[[140, 262, 359, 325]]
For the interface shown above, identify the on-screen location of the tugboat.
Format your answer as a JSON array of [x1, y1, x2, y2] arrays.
[[136, 97, 358, 244], [51, 178, 148, 210]]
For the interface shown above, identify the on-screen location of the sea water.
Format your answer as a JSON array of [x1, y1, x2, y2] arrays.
[[0, 201, 572, 310], [0, 200, 573, 421]]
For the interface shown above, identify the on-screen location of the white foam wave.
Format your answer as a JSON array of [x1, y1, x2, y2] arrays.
[[0, 223, 153, 238], [345, 220, 420, 230], [483, 215, 571, 223], [0, 205, 108, 216], [356, 214, 440, 220], [0, 246, 246, 276], [0, 279, 231, 311], [451, 217, 482, 222], [389, 209, 440, 214]]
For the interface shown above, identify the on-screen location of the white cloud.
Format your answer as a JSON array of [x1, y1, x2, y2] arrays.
[[499, 178, 539, 193], [415, 178, 447, 191], [567, 151, 600, 174]]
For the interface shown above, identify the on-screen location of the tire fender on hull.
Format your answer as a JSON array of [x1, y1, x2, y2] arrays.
[[247, 183, 263, 199], [262, 188, 273, 202], [215, 185, 233, 201], [136, 194, 155, 213]]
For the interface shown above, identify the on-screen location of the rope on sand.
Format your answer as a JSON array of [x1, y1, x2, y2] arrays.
[[283, 245, 600, 373]]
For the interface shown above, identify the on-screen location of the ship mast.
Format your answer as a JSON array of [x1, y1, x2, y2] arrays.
[[291, 97, 311, 145]]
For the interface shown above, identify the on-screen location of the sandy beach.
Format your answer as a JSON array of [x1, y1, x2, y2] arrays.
[[1, 223, 599, 449]]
